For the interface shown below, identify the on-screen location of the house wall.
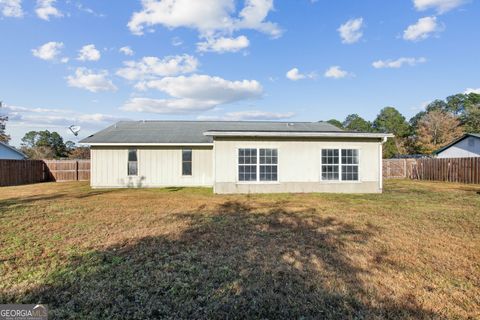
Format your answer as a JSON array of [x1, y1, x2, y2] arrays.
[[213, 138, 383, 194], [90, 146, 213, 188], [437, 137, 480, 158], [0, 145, 25, 160]]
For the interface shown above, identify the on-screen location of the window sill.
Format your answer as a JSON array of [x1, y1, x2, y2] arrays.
[[236, 181, 280, 185], [320, 180, 362, 184]]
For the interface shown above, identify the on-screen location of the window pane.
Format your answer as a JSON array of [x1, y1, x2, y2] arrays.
[[182, 149, 192, 161], [182, 149, 192, 176], [341, 165, 358, 181], [239, 165, 257, 181], [128, 149, 137, 162], [260, 165, 278, 181], [341, 149, 358, 165], [128, 161, 138, 176], [321, 165, 339, 180]]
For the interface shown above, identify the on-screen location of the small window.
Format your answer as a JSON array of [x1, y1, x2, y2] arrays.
[[259, 148, 278, 181], [182, 149, 192, 176], [128, 149, 138, 176], [238, 148, 257, 181]]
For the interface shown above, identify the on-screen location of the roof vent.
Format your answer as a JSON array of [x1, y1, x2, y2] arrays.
[[287, 123, 295, 127]]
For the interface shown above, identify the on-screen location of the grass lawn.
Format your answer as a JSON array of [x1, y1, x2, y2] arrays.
[[0, 180, 479, 319]]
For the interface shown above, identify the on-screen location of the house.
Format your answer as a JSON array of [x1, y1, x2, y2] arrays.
[[0, 141, 27, 160], [80, 121, 393, 194], [434, 133, 480, 158]]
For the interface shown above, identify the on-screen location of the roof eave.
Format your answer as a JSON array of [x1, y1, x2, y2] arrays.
[[203, 131, 394, 139]]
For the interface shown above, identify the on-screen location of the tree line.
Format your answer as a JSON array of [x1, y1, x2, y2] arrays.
[[326, 92, 480, 158]]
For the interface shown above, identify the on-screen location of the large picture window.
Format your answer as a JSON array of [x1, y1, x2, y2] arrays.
[[182, 149, 192, 176], [128, 149, 138, 176], [238, 148, 278, 182], [321, 149, 359, 181]]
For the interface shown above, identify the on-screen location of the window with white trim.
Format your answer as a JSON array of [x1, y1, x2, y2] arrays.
[[321, 149, 359, 181], [128, 149, 138, 176], [238, 148, 278, 182], [182, 149, 192, 176]]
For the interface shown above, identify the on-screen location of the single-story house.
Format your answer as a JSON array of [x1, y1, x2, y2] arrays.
[[434, 133, 480, 158], [80, 121, 393, 194], [0, 141, 27, 160]]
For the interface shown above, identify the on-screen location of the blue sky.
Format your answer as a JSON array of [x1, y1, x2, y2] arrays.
[[1, 0, 479, 146]]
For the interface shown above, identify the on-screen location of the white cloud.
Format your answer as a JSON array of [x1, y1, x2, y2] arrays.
[[338, 17, 364, 44], [4, 104, 122, 128], [31, 41, 64, 61], [171, 37, 183, 46], [67, 68, 117, 92], [372, 57, 427, 69], [198, 110, 295, 121], [122, 74, 263, 114], [465, 88, 480, 94], [127, 0, 281, 38], [403, 16, 442, 41], [413, 0, 466, 13], [285, 68, 316, 81], [116, 54, 198, 81], [324, 66, 351, 79], [77, 44, 101, 61], [36, 0, 63, 21], [197, 35, 249, 53], [119, 46, 134, 56], [0, 0, 23, 17]]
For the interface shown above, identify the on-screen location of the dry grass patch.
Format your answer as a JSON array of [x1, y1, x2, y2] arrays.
[[0, 180, 479, 319]]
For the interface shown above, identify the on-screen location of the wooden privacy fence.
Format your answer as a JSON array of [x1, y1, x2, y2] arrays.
[[383, 157, 480, 184], [0, 160, 46, 186], [44, 160, 90, 182], [0, 159, 90, 186]]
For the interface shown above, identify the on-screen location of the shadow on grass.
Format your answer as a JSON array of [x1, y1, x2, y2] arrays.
[[5, 201, 441, 319]]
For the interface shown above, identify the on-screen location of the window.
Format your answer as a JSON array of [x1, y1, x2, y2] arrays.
[[341, 149, 359, 181], [128, 149, 138, 176], [321, 149, 359, 181], [238, 148, 278, 182], [321, 149, 339, 180], [238, 148, 257, 181], [260, 148, 278, 181], [182, 149, 192, 176]]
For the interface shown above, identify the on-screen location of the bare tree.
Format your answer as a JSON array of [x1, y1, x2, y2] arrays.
[[416, 110, 464, 154]]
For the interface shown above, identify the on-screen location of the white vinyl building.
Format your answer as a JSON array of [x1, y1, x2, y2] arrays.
[[0, 141, 26, 160], [434, 133, 480, 158], [80, 121, 392, 194]]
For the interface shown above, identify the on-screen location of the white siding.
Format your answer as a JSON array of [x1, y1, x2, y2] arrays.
[[0, 145, 25, 160], [437, 137, 480, 158], [213, 138, 383, 194], [91, 146, 213, 188]]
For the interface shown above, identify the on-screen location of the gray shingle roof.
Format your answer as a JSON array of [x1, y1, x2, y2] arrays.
[[80, 120, 343, 144]]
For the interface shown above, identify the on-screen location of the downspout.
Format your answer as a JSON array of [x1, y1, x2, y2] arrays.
[[379, 136, 388, 192]]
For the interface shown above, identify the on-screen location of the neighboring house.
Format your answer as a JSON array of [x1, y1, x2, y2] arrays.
[[0, 141, 26, 160], [434, 133, 480, 158], [80, 121, 393, 194]]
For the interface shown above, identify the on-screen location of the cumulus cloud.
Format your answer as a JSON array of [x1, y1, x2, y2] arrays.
[[122, 74, 263, 114], [197, 35, 249, 53], [0, 0, 23, 17], [324, 66, 351, 79], [198, 110, 295, 121], [413, 0, 467, 13], [119, 46, 134, 56], [35, 0, 62, 20], [77, 44, 101, 61], [127, 0, 282, 38], [338, 17, 364, 44], [67, 68, 117, 92], [116, 54, 198, 81], [372, 57, 427, 69], [465, 88, 480, 94], [31, 41, 64, 61], [285, 68, 315, 81], [403, 16, 442, 41]]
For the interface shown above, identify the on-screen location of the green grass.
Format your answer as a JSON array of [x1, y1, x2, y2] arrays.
[[0, 180, 479, 319]]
